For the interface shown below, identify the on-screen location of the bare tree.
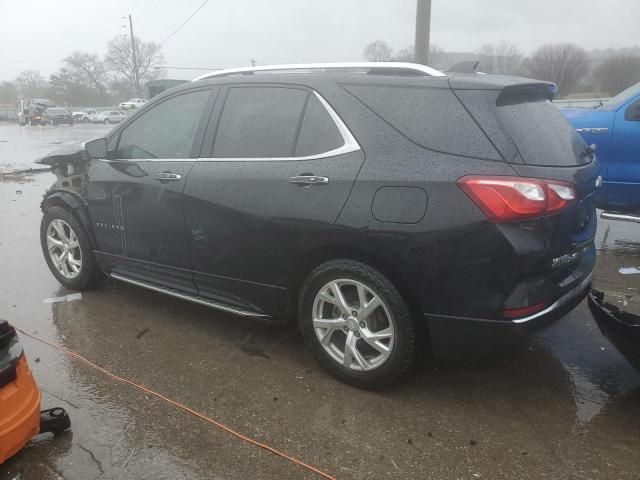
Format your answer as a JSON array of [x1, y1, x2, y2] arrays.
[[64, 51, 109, 104], [106, 36, 165, 98], [363, 40, 393, 62], [593, 50, 640, 96], [0, 81, 18, 104], [393, 44, 445, 67], [477, 41, 523, 75], [524, 43, 588, 96], [15, 70, 47, 98]]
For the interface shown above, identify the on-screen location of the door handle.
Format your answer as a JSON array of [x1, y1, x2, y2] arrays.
[[288, 175, 329, 186], [155, 172, 182, 182]]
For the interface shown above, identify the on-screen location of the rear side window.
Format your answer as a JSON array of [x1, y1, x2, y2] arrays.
[[495, 98, 589, 166], [295, 95, 343, 157], [116, 89, 210, 160], [213, 87, 308, 158], [343, 84, 500, 160]]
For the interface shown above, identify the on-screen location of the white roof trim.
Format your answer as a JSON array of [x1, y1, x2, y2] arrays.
[[192, 62, 445, 82]]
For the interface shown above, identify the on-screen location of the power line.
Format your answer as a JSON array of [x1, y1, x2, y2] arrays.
[[129, 0, 141, 14], [1, 18, 124, 50], [0, 28, 123, 59], [136, 0, 158, 26], [160, 0, 210, 46]]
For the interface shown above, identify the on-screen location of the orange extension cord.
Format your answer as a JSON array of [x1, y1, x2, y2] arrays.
[[13, 325, 337, 480]]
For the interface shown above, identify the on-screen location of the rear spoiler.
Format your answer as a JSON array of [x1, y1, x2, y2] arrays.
[[496, 83, 558, 106]]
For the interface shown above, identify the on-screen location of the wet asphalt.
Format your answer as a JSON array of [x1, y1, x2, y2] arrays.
[[0, 124, 639, 479]]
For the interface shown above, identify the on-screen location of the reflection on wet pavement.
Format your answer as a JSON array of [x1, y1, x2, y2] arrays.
[[0, 174, 639, 480], [594, 211, 640, 316]]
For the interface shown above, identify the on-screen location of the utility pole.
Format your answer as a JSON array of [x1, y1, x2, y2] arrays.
[[414, 0, 432, 65], [129, 14, 140, 96]]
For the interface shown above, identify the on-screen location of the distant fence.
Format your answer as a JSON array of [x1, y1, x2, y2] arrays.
[[553, 98, 610, 109], [0, 104, 17, 122]]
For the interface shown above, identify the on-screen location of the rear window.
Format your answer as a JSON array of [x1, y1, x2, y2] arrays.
[[213, 86, 308, 158], [294, 94, 343, 157], [495, 98, 590, 166], [342, 84, 500, 160]]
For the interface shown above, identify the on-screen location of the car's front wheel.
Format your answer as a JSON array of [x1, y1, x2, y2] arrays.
[[299, 259, 417, 389], [40, 207, 105, 290]]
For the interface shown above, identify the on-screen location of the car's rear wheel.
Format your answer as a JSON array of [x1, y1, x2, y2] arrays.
[[40, 207, 105, 290], [103, 119, 109, 124], [299, 259, 416, 389]]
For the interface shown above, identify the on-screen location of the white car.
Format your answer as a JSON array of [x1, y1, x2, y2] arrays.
[[90, 110, 127, 124], [118, 98, 147, 109], [72, 109, 97, 123]]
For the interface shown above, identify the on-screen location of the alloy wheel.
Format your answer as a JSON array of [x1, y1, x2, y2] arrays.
[[46, 219, 82, 279], [312, 279, 395, 371]]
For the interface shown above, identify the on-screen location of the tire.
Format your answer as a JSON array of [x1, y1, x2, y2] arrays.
[[40, 206, 105, 290], [298, 259, 416, 389], [83, 118, 90, 123], [104, 119, 109, 124]]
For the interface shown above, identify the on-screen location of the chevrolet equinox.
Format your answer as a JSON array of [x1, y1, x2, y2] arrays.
[[37, 63, 598, 389]]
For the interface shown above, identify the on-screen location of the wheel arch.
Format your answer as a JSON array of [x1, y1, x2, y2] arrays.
[[288, 244, 428, 337], [41, 190, 98, 250]]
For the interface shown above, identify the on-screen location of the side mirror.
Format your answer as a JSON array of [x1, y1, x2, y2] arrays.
[[625, 101, 640, 121], [85, 138, 107, 159]]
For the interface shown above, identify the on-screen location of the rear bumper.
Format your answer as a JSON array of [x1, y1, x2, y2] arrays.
[[0, 356, 41, 464], [425, 272, 592, 360]]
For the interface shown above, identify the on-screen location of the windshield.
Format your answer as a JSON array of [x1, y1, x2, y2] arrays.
[[602, 80, 640, 110]]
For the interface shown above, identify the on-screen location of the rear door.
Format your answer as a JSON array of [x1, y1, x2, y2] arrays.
[[184, 84, 364, 315], [88, 87, 216, 292]]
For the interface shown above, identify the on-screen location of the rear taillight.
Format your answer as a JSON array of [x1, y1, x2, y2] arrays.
[[457, 176, 575, 222]]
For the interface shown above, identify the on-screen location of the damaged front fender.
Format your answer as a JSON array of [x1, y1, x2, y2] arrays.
[[38, 144, 97, 248], [588, 289, 640, 372]]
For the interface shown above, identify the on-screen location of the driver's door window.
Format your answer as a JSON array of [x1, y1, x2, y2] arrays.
[[116, 89, 212, 159]]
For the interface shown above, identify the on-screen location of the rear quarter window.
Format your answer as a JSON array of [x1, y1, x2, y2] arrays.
[[342, 84, 501, 160]]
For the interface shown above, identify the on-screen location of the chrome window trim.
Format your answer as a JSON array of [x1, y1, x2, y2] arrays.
[[193, 62, 445, 81], [100, 90, 361, 163], [200, 90, 361, 162]]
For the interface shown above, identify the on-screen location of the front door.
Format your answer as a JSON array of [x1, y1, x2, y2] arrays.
[[88, 88, 216, 292], [607, 98, 640, 209], [184, 85, 364, 316]]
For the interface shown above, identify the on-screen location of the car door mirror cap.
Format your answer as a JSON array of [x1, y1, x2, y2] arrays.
[[85, 138, 107, 159]]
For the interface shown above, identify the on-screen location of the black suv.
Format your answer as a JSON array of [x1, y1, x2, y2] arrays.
[[37, 63, 598, 388]]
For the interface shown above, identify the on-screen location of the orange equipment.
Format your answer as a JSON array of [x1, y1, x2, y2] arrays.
[[1, 319, 71, 465]]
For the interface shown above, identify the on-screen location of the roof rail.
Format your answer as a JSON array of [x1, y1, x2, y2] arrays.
[[192, 62, 445, 81]]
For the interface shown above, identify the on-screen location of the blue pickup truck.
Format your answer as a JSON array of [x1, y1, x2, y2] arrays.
[[562, 81, 640, 212], [563, 82, 640, 374]]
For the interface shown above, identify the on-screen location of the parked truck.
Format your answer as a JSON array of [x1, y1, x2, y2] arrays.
[[562, 82, 640, 373], [16, 98, 54, 126], [562, 81, 640, 215]]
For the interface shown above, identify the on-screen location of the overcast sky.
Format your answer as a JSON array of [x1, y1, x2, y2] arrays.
[[1, 0, 638, 81]]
